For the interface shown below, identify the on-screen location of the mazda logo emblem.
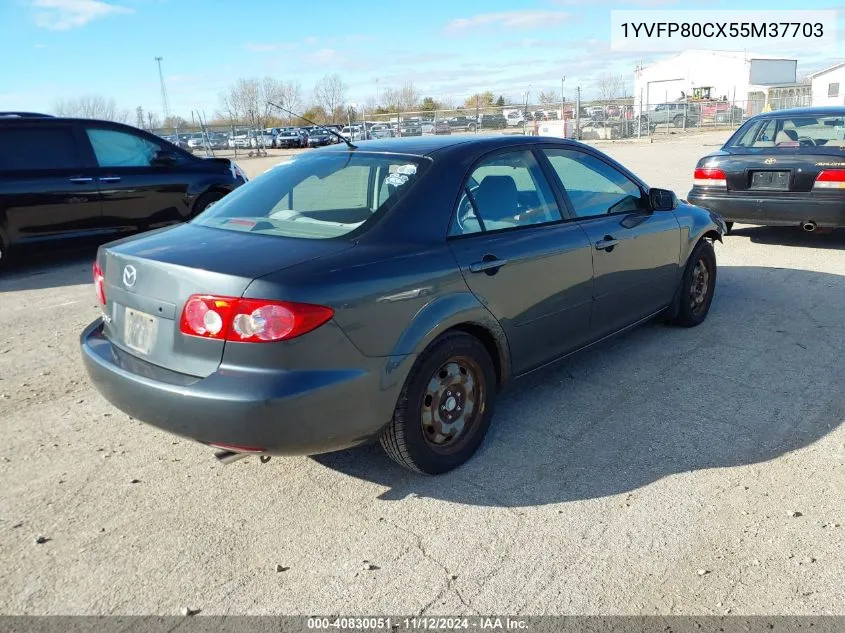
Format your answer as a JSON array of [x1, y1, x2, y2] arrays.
[[123, 265, 137, 288]]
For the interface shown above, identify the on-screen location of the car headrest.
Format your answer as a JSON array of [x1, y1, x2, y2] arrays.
[[775, 129, 798, 144], [473, 175, 518, 223]]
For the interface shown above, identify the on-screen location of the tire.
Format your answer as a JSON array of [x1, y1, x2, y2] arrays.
[[0, 232, 8, 272], [380, 331, 497, 475], [468, 124, 477, 132], [192, 191, 224, 217], [673, 115, 685, 128], [724, 221, 734, 235], [671, 239, 717, 327]]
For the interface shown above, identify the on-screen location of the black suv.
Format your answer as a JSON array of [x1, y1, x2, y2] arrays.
[[0, 113, 248, 269]]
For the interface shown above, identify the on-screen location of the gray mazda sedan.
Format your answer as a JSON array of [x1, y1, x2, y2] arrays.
[[80, 135, 725, 474]]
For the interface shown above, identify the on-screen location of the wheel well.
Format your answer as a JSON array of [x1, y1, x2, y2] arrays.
[[447, 323, 504, 387], [703, 229, 722, 244], [192, 187, 228, 213]]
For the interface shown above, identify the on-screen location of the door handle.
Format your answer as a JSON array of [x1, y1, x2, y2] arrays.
[[595, 236, 619, 251], [99, 176, 121, 183], [68, 176, 93, 184], [469, 256, 508, 274]]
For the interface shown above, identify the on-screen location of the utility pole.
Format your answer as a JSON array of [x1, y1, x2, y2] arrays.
[[136, 106, 144, 129], [155, 56, 170, 122], [560, 77, 566, 120], [147, 112, 153, 131]]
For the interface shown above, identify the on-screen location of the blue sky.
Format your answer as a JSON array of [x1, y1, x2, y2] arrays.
[[1, 0, 843, 118]]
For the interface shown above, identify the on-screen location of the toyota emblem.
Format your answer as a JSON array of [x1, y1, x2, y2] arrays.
[[123, 265, 137, 288], [764, 158, 777, 165]]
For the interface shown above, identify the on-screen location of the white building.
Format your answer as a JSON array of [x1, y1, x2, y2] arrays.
[[807, 61, 845, 107], [633, 50, 805, 116]]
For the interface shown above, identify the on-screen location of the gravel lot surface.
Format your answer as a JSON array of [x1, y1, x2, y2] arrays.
[[1, 131, 843, 615]]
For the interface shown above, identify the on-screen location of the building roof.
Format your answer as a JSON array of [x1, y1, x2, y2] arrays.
[[640, 49, 797, 72], [807, 61, 845, 78]]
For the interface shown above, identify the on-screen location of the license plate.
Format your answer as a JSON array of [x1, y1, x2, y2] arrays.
[[750, 170, 790, 191], [124, 307, 158, 355]]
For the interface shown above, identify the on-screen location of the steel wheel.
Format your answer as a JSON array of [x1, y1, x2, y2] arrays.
[[420, 356, 486, 455], [689, 257, 711, 317]]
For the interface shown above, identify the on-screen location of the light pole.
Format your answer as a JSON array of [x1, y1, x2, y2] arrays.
[[560, 76, 566, 120]]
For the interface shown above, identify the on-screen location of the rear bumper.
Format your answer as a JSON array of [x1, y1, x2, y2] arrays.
[[687, 190, 845, 228], [80, 319, 410, 456]]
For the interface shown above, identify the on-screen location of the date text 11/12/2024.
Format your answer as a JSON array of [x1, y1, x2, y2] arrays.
[[306, 617, 529, 630]]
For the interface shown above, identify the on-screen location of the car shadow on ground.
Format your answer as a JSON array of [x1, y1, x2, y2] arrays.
[[732, 226, 845, 249], [0, 245, 101, 293], [313, 265, 845, 506]]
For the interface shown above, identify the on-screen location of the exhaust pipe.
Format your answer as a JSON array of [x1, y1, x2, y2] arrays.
[[213, 449, 250, 465], [802, 221, 817, 232]]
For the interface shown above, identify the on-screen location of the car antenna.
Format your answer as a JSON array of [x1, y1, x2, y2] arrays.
[[266, 101, 357, 150]]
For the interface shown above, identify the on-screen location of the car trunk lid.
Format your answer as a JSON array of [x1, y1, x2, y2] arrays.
[[98, 223, 352, 377], [716, 148, 845, 193]]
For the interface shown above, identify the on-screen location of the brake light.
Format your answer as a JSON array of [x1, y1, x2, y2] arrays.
[[814, 169, 845, 190], [693, 168, 727, 188], [178, 295, 333, 343], [92, 261, 106, 305]]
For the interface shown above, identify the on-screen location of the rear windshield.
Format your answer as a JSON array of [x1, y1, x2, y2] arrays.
[[728, 115, 845, 151], [192, 152, 429, 239]]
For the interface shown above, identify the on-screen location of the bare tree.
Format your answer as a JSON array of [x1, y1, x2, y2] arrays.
[[53, 95, 130, 123], [313, 74, 347, 122], [538, 90, 559, 107], [146, 111, 162, 131], [395, 81, 419, 112], [597, 72, 625, 102], [274, 80, 304, 124]]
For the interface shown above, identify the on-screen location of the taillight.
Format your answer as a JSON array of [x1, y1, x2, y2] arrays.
[[178, 295, 333, 343], [813, 169, 845, 190], [92, 261, 106, 305], [693, 168, 727, 188]]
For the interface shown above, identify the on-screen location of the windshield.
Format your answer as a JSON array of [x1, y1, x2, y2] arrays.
[[729, 115, 845, 151], [192, 152, 430, 239]]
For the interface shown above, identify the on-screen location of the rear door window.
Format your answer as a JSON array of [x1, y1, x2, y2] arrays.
[[85, 127, 162, 167], [0, 126, 81, 171], [450, 149, 562, 236]]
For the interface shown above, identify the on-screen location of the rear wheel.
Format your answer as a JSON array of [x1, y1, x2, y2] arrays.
[[380, 332, 497, 474], [192, 191, 224, 217], [673, 114, 685, 128], [672, 240, 717, 327], [724, 221, 734, 235], [0, 233, 8, 271]]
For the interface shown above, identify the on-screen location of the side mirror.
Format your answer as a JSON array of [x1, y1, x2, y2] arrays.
[[151, 149, 178, 167], [649, 187, 678, 211]]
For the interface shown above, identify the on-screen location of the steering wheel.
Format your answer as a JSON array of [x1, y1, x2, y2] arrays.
[[798, 137, 816, 147]]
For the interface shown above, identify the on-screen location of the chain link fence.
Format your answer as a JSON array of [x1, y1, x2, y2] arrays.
[[145, 91, 814, 156]]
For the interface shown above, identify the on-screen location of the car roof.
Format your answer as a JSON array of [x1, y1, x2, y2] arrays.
[[747, 106, 845, 120], [313, 134, 585, 157]]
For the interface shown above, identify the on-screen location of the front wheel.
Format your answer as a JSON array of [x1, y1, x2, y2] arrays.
[[0, 232, 9, 271], [192, 191, 224, 217], [671, 239, 717, 327], [380, 332, 497, 474]]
